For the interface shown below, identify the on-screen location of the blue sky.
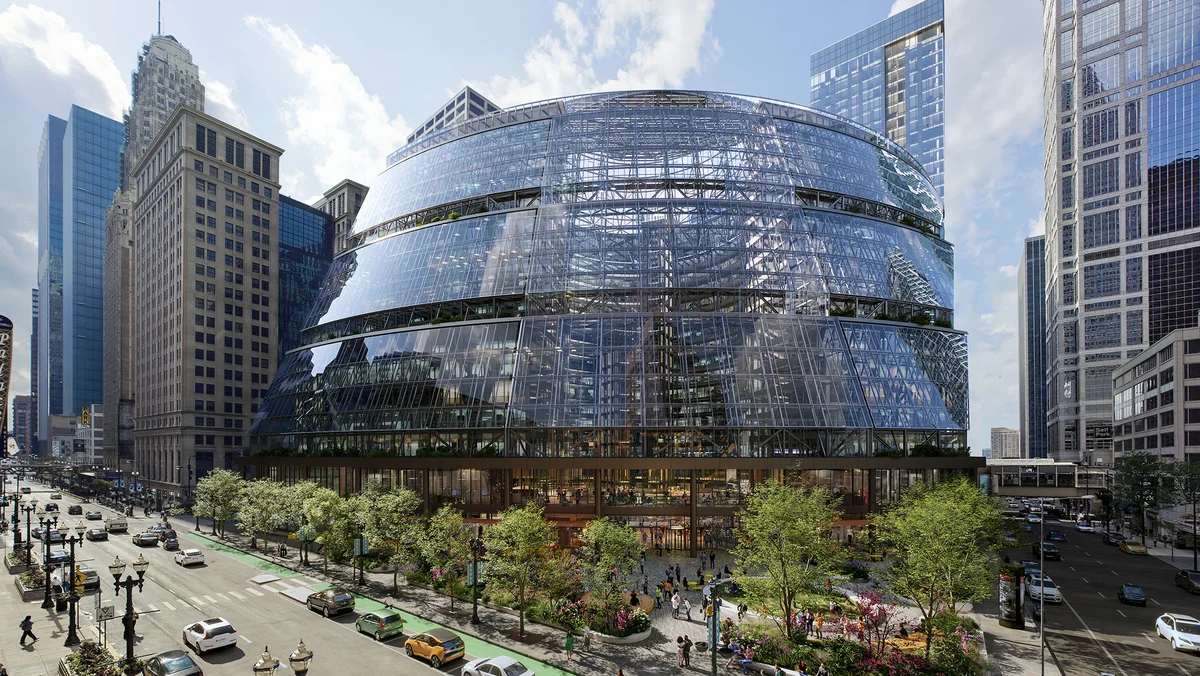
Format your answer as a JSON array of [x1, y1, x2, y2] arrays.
[[0, 0, 1044, 453]]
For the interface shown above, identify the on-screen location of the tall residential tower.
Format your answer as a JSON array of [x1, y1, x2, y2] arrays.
[[1043, 0, 1200, 465], [810, 0, 946, 197], [1019, 235, 1048, 458]]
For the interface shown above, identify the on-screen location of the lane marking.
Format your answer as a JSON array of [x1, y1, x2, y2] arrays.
[[147, 604, 159, 612], [162, 601, 175, 611], [1179, 666, 1192, 676], [176, 598, 191, 609], [1082, 577, 1090, 584], [1112, 570, 1119, 576], [1143, 632, 1156, 643], [1097, 592, 1105, 598], [1062, 596, 1129, 676], [275, 579, 294, 588], [190, 596, 205, 606], [228, 591, 245, 600], [1116, 609, 1126, 618], [244, 587, 264, 597], [217, 593, 231, 601], [204, 595, 218, 603], [1152, 598, 1162, 605], [1070, 566, 1076, 571]]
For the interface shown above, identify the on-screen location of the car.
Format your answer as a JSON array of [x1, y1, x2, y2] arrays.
[[163, 537, 180, 552], [143, 650, 204, 676], [20, 487, 31, 494], [175, 549, 205, 566], [133, 532, 159, 547], [1045, 530, 1068, 542], [159, 528, 177, 542], [306, 588, 355, 617], [1176, 570, 1200, 594], [85, 528, 108, 541], [105, 517, 129, 533], [1075, 522, 1095, 533], [1026, 514, 1041, 524], [1019, 560, 1042, 577], [39, 528, 64, 543], [462, 656, 534, 676], [1032, 542, 1061, 561], [1103, 531, 1125, 545], [1117, 583, 1146, 606], [404, 628, 466, 668], [44, 502, 58, 512], [1119, 539, 1149, 555], [47, 548, 70, 565], [67, 505, 83, 515], [355, 609, 406, 641], [1156, 613, 1200, 653], [1027, 575, 1063, 604], [182, 618, 238, 655], [85, 510, 102, 520], [149, 523, 169, 534], [49, 492, 61, 499]]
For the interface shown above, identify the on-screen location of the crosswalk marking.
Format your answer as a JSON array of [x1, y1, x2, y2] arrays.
[[275, 579, 295, 588], [147, 604, 159, 612], [204, 595, 218, 604], [162, 601, 176, 611], [191, 596, 205, 606], [228, 591, 245, 601], [177, 598, 191, 609], [302, 576, 321, 585], [217, 593, 231, 601], [244, 587, 265, 597]]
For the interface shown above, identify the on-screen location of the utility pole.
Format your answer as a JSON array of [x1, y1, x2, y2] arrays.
[[1039, 497, 1046, 676]]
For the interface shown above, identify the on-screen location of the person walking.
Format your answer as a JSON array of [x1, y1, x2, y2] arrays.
[[672, 591, 681, 619], [815, 613, 824, 639], [709, 550, 716, 569], [564, 631, 575, 662], [683, 596, 692, 621], [655, 585, 663, 609], [18, 616, 37, 646]]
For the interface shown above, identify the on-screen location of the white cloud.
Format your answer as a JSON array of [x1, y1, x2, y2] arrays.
[[199, 69, 249, 130], [244, 16, 410, 199], [473, 0, 717, 107], [889, 0, 924, 16], [0, 4, 125, 118]]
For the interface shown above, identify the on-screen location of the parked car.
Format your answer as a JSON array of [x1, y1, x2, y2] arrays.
[[133, 532, 159, 547], [1176, 570, 1200, 594], [1156, 613, 1200, 653], [67, 505, 83, 515], [462, 656, 534, 676], [1117, 583, 1146, 606], [1032, 542, 1061, 561], [404, 628, 465, 668], [85, 510, 103, 520], [85, 528, 108, 541], [1120, 539, 1149, 555], [1019, 560, 1042, 577], [355, 609, 406, 641], [175, 549, 205, 567], [1103, 531, 1125, 545], [182, 618, 238, 655], [306, 588, 355, 617], [143, 650, 204, 676]]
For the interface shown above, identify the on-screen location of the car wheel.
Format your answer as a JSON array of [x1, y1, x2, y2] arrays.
[[323, 606, 331, 618], [405, 645, 415, 658], [375, 630, 383, 641], [430, 656, 442, 668]]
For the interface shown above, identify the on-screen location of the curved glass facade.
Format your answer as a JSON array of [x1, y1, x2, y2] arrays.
[[251, 90, 966, 459]]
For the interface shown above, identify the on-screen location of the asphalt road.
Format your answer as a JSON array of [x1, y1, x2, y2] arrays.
[[13, 481, 556, 676], [1005, 519, 1200, 676]]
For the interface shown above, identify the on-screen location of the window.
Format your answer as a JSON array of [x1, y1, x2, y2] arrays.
[[1082, 107, 1119, 147], [1063, 222, 1076, 257], [225, 138, 235, 164], [1083, 260, 1121, 298], [195, 124, 206, 152], [1126, 309, 1143, 344], [1061, 79, 1075, 112], [1063, 271, 1077, 304], [1125, 46, 1142, 84], [253, 149, 261, 176], [1126, 257, 1142, 292], [206, 129, 217, 157], [1082, 209, 1120, 248], [1125, 99, 1140, 135], [1125, 152, 1141, 188], [1125, 205, 1142, 240], [1062, 174, 1075, 208], [1084, 312, 1122, 349], [1082, 54, 1120, 97], [1062, 128, 1075, 160], [1081, 3, 1119, 47], [235, 142, 244, 169], [1082, 157, 1120, 197]]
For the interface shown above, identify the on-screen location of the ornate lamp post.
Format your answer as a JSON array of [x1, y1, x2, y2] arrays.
[[110, 554, 150, 675], [38, 508, 58, 609], [288, 640, 314, 674], [20, 498, 36, 565], [252, 646, 280, 675], [10, 493, 21, 544], [61, 522, 87, 646]]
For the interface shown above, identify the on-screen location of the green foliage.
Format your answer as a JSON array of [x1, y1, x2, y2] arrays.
[[193, 469, 244, 537], [64, 640, 125, 676], [733, 480, 845, 639], [482, 504, 557, 637], [236, 479, 287, 552], [579, 517, 641, 605], [422, 506, 474, 609], [349, 482, 422, 593], [1113, 451, 1174, 543], [823, 637, 869, 673], [447, 211, 461, 220], [1170, 460, 1200, 569], [829, 306, 857, 318], [934, 318, 953, 329]]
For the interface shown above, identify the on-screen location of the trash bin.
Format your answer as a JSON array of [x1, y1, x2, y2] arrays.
[[56, 597, 68, 612]]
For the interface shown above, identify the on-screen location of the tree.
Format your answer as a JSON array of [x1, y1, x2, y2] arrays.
[[579, 517, 641, 606], [236, 480, 287, 552], [482, 504, 556, 638], [347, 483, 421, 594], [1113, 451, 1174, 545], [422, 506, 474, 609], [301, 487, 348, 575], [732, 481, 844, 640], [873, 477, 1004, 659], [855, 589, 904, 659], [1169, 459, 1200, 571], [193, 469, 243, 537]]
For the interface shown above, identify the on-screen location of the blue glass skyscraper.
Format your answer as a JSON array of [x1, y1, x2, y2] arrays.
[[36, 106, 122, 446], [278, 196, 333, 356], [810, 0, 945, 197], [1019, 235, 1048, 459]]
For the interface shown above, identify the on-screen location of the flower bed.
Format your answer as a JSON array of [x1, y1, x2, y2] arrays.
[[545, 599, 652, 640], [59, 641, 126, 676]]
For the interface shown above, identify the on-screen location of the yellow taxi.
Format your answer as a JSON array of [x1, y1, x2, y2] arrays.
[[1119, 539, 1149, 555], [404, 628, 465, 668]]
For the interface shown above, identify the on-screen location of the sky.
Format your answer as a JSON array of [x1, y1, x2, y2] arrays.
[[0, 0, 1045, 453]]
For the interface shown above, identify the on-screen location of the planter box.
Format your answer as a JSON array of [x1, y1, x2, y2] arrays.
[[15, 576, 45, 602], [589, 627, 652, 645], [5, 555, 28, 575]]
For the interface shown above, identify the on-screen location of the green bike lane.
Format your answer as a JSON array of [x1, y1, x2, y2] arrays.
[[180, 531, 575, 676]]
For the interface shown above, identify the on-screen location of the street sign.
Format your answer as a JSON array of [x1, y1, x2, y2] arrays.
[[353, 537, 369, 558], [98, 605, 115, 621]]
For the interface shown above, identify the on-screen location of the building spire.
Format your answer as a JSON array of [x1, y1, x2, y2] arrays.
[[157, 0, 161, 35]]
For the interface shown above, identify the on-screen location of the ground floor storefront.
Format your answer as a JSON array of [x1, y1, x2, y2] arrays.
[[236, 455, 985, 555]]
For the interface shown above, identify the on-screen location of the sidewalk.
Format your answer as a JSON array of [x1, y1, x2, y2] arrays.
[[971, 601, 1064, 676]]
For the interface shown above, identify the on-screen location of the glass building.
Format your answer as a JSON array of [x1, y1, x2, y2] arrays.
[[1044, 0, 1200, 465], [278, 195, 334, 356], [1018, 236, 1048, 459], [246, 90, 976, 552], [810, 0, 945, 197], [36, 115, 67, 450]]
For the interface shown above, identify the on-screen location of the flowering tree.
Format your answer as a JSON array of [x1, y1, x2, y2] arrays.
[[855, 589, 903, 659]]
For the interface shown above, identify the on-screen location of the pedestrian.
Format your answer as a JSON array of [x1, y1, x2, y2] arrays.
[[815, 613, 824, 639], [697, 566, 704, 582], [672, 591, 681, 618], [683, 576, 689, 589], [709, 550, 716, 569], [676, 636, 685, 667], [18, 615, 37, 646], [683, 635, 693, 667], [655, 585, 663, 608], [618, 670, 624, 676], [564, 631, 575, 662], [724, 564, 731, 576], [683, 597, 692, 621], [816, 664, 829, 676]]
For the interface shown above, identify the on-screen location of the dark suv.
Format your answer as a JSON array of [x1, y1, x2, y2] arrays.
[[306, 588, 355, 617], [1103, 531, 1125, 545], [1032, 541, 1061, 561], [1176, 570, 1200, 594]]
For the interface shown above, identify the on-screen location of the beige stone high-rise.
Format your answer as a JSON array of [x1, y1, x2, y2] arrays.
[[104, 35, 204, 474], [314, 179, 369, 253], [132, 107, 282, 504]]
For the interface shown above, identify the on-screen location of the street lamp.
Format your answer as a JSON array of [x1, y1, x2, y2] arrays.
[[470, 525, 484, 624], [20, 498, 36, 565], [288, 640, 314, 674], [252, 646, 280, 675], [38, 509, 58, 609], [61, 522, 87, 646], [111, 554, 150, 675], [709, 584, 722, 676]]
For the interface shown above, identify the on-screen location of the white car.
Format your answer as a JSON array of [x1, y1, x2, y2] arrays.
[[1027, 576, 1062, 604], [462, 656, 535, 676], [1157, 613, 1200, 653], [1075, 522, 1095, 533], [182, 617, 238, 654], [175, 549, 205, 566]]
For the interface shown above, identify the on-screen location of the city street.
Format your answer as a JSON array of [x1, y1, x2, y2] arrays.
[[1007, 519, 1200, 676], [1, 481, 569, 676]]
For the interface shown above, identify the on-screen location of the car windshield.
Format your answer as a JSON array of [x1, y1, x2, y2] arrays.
[[503, 662, 530, 676], [1043, 543, 1057, 550], [1177, 620, 1200, 635], [1036, 579, 1057, 589], [1188, 572, 1200, 581], [1123, 585, 1142, 594], [161, 654, 198, 671]]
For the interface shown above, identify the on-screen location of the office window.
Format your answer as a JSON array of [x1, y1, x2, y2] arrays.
[[206, 129, 217, 157], [1126, 310, 1143, 345], [1126, 257, 1142, 292], [1082, 209, 1120, 248], [1083, 260, 1121, 298], [1125, 205, 1142, 240], [1082, 107, 1119, 147], [1062, 174, 1075, 208], [1063, 271, 1077, 305], [225, 137, 235, 164], [1082, 157, 1120, 197], [1125, 152, 1142, 188]]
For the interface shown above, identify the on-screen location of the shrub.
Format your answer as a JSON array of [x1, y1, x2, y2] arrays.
[[447, 212, 461, 220], [823, 638, 868, 674], [405, 570, 432, 586], [840, 562, 871, 580], [65, 640, 126, 676]]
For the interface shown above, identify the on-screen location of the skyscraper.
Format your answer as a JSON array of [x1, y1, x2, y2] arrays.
[[278, 196, 333, 356], [810, 0, 946, 196], [104, 34, 204, 470], [36, 115, 66, 451], [405, 86, 500, 145], [12, 394, 33, 454], [1019, 235, 1048, 458], [314, 179, 368, 254], [30, 287, 38, 452], [1043, 0, 1200, 465], [991, 427, 1021, 459]]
